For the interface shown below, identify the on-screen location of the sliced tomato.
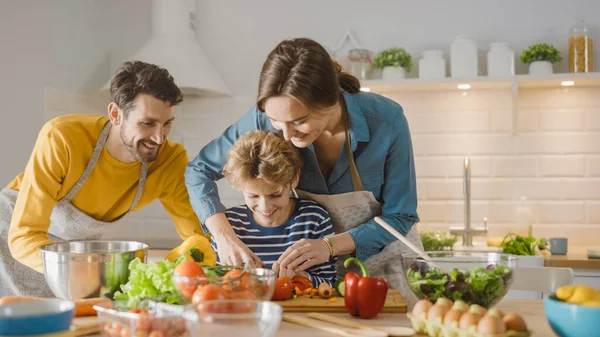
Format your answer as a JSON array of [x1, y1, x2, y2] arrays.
[[291, 275, 313, 291], [271, 277, 293, 301]]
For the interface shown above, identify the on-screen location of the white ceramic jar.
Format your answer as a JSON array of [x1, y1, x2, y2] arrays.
[[487, 42, 515, 77], [419, 50, 446, 79], [450, 36, 478, 78]]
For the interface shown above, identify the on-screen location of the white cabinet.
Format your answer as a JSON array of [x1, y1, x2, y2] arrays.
[[573, 269, 600, 290]]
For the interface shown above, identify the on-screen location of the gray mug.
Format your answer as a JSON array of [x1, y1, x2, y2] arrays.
[[548, 238, 568, 255]]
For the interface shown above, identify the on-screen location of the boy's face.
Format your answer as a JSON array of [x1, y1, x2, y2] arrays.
[[242, 178, 297, 227]]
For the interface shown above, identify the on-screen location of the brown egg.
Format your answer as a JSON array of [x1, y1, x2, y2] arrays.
[[458, 312, 482, 330], [503, 312, 528, 332], [412, 300, 433, 317], [477, 314, 507, 335], [443, 308, 465, 327], [436, 297, 454, 308], [487, 308, 505, 318], [427, 303, 450, 322], [451, 300, 469, 312], [469, 304, 488, 316]]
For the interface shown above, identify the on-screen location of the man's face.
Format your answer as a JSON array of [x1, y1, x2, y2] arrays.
[[119, 94, 174, 162]]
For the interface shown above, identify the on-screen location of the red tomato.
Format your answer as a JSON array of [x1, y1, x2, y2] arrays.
[[174, 261, 206, 297], [222, 269, 253, 292], [291, 275, 313, 291], [229, 290, 258, 314], [174, 261, 205, 277], [271, 277, 293, 300], [192, 284, 227, 305]]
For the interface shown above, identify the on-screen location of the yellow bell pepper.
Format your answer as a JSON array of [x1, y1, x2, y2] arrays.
[[165, 235, 217, 266]]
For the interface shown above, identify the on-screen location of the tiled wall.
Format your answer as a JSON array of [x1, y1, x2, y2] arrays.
[[390, 86, 600, 245], [43, 85, 600, 246]]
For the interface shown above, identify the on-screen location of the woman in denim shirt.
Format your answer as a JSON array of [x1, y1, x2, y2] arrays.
[[185, 38, 422, 284]]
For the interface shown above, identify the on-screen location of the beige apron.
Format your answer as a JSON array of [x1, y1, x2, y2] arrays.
[[0, 121, 148, 297], [293, 112, 423, 307]]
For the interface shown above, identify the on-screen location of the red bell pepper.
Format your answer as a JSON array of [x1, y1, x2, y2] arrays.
[[343, 257, 389, 319]]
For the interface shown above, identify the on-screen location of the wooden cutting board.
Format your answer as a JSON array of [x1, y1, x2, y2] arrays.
[[277, 289, 406, 313], [72, 316, 101, 336]]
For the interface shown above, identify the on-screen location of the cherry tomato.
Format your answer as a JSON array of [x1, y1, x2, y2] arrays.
[[271, 277, 293, 300]]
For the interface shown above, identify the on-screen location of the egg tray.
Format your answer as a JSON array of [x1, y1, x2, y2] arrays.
[[407, 313, 532, 337]]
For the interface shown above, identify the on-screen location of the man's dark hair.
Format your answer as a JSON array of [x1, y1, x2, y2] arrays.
[[109, 60, 183, 116]]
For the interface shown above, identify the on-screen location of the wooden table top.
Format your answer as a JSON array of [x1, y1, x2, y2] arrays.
[[82, 298, 554, 337]]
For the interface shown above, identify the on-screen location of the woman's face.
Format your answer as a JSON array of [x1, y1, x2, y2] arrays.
[[263, 96, 334, 148]]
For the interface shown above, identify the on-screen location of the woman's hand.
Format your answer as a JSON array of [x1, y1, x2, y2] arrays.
[[272, 238, 330, 277], [205, 213, 264, 267]]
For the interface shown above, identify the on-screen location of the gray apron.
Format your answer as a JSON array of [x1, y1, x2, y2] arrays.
[[0, 121, 148, 297], [293, 111, 423, 308]]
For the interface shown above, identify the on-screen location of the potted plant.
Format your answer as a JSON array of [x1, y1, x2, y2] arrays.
[[372, 47, 413, 79], [520, 43, 562, 75]]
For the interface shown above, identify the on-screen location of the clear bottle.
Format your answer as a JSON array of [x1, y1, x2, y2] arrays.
[[419, 50, 446, 79], [569, 20, 594, 73], [487, 42, 515, 77], [515, 197, 532, 237], [450, 36, 478, 78], [347, 48, 372, 80]]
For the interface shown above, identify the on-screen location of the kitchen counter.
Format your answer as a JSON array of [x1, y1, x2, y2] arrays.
[[544, 246, 600, 270]]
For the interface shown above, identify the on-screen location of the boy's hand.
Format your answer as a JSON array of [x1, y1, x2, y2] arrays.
[[215, 234, 264, 267], [205, 213, 264, 267], [273, 238, 330, 276]]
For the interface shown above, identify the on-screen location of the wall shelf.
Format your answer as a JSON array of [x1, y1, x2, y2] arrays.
[[361, 72, 600, 134], [361, 72, 600, 93]]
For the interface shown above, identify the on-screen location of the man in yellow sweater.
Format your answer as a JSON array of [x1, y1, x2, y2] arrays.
[[0, 61, 206, 297]]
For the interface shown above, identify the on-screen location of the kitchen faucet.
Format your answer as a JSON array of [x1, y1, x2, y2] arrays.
[[450, 157, 488, 246]]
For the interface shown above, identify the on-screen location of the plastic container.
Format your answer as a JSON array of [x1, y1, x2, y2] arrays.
[[487, 42, 515, 77], [569, 20, 594, 73], [515, 197, 532, 237], [419, 50, 446, 79], [93, 301, 188, 337], [347, 48, 372, 80], [450, 36, 478, 78]]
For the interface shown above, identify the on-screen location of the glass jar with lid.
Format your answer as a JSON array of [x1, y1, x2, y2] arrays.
[[569, 20, 594, 73], [347, 48, 372, 80]]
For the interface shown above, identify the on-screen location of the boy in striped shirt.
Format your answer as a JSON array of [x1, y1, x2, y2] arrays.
[[212, 130, 337, 287]]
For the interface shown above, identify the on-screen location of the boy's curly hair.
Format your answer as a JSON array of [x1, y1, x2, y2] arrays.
[[223, 130, 303, 189]]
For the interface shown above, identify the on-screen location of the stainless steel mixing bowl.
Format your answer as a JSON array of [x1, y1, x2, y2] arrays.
[[39, 240, 149, 299]]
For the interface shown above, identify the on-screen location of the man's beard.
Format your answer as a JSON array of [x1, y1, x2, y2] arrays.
[[120, 128, 160, 163]]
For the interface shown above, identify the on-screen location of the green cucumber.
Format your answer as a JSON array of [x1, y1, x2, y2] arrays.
[[334, 279, 345, 297]]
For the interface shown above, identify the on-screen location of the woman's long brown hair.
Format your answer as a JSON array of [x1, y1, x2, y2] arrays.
[[257, 38, 361, 112]]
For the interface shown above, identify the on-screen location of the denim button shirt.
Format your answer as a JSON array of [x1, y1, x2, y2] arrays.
[[185, 91, 419, 261]]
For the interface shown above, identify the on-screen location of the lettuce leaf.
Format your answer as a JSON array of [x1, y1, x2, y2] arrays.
[[113, 257, 183, 309]]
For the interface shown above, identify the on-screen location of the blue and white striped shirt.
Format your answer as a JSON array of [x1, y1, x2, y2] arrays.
[[211, 199, 337, 287]]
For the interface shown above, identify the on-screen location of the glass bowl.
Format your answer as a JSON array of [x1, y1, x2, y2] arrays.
[[172, 266, 277, 303], [402, 251, 517, 308], [184, 300, 282, 337]]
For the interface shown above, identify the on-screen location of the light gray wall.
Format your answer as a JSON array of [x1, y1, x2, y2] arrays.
[[195, 0, 600, 95], [0, 0, 150, 184]]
